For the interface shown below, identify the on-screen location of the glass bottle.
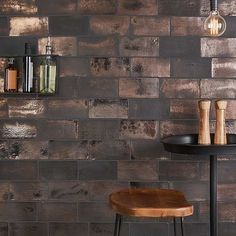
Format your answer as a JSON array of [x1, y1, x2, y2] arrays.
[[4, 58, 18, 92], [39, 37, 56, 93], [23, 43, 34, 93]]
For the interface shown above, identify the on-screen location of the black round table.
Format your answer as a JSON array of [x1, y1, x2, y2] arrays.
[[161, 134, 236, 236]]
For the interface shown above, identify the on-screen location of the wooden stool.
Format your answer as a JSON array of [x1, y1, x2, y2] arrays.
[[109, 188, 194, 236]]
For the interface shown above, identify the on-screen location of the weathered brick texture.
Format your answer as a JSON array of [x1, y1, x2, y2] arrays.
[[0, 0, 235, 235]]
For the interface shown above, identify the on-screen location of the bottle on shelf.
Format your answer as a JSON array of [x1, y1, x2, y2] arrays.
[[23, 43, 34, 93], [4, 58, 18, 93], [39, 37, 56, 93]]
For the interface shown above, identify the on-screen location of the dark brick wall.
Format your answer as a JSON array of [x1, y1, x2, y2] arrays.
[[0, 0, 235, 235]]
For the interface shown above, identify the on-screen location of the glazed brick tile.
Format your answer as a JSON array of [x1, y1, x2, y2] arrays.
[[49, 16, 89, 36], [39, 161, 77, 180], [0, 183, 8, 201], [9, 223, 47, 236], [9, 182, 48, 201], [0, 141, 8, 160], [38, 202, 77, 222], [219, 202, 236, 222], [223, 17, 236, 37], [38, 37, 77, 56], [218, 161, 236, 183], [0, 0, 37, 15], [131, 58, 170, 77], [78, 161, 117, 180], [170, 100, 199, 119], [171, 58, 211, 78], [130, 223, 168, 236], [170, 182, 208, 201], [38, 0, 77, 14], [48, 181, 89, 201], [118, 160, 158, 181], [171, 17, 206, 36], [159, 37, 200, 57], [78, 0, 116, 14], [219, 223, 236, 236], [90, 57, 130, 77], [0, 18, 9, 36], [131, 141, 170, 160], [90, 223, 129, 236], [8, 99, 45, 118], [225, 100, 236, 119], [0, 99, 7, 118], [212, 58, 236, 78], [49, 223, 88, 236], [89, 181, 128, 201], [37, 120, 77, 140], [78, 202, 114, 222], [200, 79, 236, 98], [218, 184, 236, 201], [79, 37, 117, 56], [218, 0, 236, 16], [118, 0, 158, 15], [158, 0, 200, 16], [183, 223, 209, 236], [79, 120, 119, 140], [0, 223, 7, 236], [8, 140, 48, 160], [201, 38, 236, 57], [131, 16, 170, 36], [88, 140, 130, 160], [49, 141, 88, 160], [120, 120, 159, 140], [89, 99, 128, 119], [160, 120, 198, 137], [0, 37, 37, 56], [120, 37, 159, 57], [57, 77, 78, 98], [0, 161, 37, 180], [0, 202, 36, 221], [160, 79, 200, 99], [159, 161, 200, 181], [129, 99, 169, 119], [60, 57, 88, 77], [9, 17, 48, 36], [90, 16, 130, 36], [46, 99, 88, 119], [78, 78, 118, 98]]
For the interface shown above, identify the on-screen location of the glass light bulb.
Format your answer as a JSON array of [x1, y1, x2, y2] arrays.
[[204, 10, 226, 36]]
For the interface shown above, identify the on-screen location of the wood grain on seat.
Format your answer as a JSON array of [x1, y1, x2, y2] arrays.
[[109, 188, 194, 218]]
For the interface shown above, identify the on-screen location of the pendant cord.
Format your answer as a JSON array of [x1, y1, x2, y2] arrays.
[[211, 0, 218, 11]]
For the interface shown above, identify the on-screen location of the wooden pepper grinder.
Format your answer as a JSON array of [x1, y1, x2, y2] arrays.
[[198, 100, 211, 145], [214, 100, 227, 145]]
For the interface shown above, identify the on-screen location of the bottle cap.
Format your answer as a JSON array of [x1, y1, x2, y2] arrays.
[[8, 58, 15, 64], [46, 37, 52, 55]]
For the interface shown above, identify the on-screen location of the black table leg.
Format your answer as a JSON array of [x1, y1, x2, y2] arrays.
[[210, 155, 217, 236]]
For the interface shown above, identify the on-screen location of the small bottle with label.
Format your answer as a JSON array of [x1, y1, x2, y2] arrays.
[[40, 37, 56, 93], [4, 58, 18, 93]]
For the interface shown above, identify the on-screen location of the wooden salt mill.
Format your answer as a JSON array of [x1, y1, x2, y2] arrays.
[[198, 100, 211, 145], [214, 100, 227, 145]]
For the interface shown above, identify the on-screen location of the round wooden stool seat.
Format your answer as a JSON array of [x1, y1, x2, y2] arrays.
[[109, 188, 193, 218]]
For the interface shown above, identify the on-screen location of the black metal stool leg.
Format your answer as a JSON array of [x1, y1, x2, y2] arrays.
[[173, 218, 177, 236], [113, 214, 122, 236], [117, 214, 122, 236], [180, 217, 185, 236]]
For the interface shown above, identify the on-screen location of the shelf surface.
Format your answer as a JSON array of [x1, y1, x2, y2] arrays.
[[161, 134, 236, 155]]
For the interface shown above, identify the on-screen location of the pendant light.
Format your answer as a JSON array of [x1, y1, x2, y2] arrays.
[[203, 0, 226, 36]]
